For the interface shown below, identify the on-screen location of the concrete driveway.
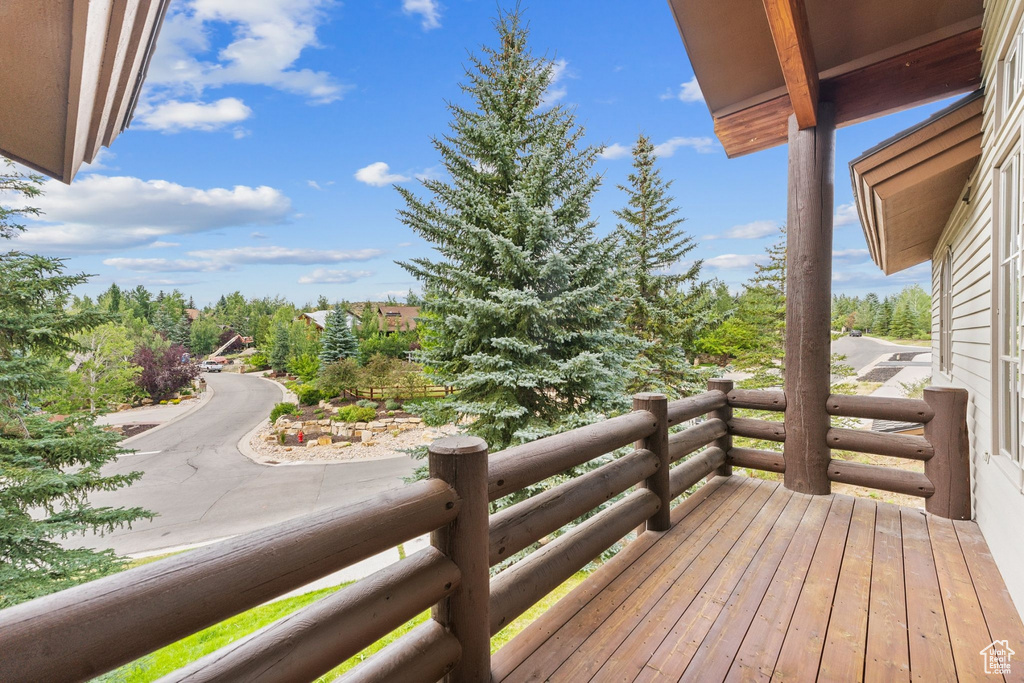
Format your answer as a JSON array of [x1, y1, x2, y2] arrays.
[[77, 372, 416, 556], [832, 334, 929, 375]]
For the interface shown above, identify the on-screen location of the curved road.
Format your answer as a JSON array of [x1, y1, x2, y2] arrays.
[[79, 373, 416, 555], [831, 335, 929, 374]]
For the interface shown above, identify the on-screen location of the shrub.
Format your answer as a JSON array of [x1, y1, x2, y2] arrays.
[[288, 353, 320, 383], [248, 352, 269, 370], [317, 358, 361, 398], [180, 388, 192, 396], [277, 431, 286, 444], [334, 406, 377, 423], [296, 385, 323, 406], [270, 402, 299, 423], [170, 398, 181, 405], [385, 399, 402, 411], [356, 399, 379, 409]]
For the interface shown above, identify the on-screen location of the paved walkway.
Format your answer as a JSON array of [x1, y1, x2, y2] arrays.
[[76, 372, 416, 556]]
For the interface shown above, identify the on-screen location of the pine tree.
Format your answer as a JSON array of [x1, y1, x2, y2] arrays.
[[0, 166, 152, 606], [269, 324, 290, 373], [168, 314, 191, 349], [734, 234, 788, 387], [318, 305, 359, 366], [396, 10, 633, 450], [614, 134, 707, 397]]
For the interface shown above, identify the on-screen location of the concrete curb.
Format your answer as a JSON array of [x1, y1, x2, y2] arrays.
[[120, 383, 216, 447]]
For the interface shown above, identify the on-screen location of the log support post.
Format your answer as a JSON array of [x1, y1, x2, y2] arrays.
[[923, 387, 971, 519], [707, 379, 734, 477], [633, 393, 670, 532], [783, 102, 835, 495], [429, 436, 490, 682]]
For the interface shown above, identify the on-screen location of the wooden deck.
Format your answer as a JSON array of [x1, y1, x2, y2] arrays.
[[492, 475, 1024, 682]]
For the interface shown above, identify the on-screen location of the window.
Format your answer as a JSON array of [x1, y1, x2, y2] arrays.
[[940, 248, 953, 374], [1005, 34, 1022, 116], [997, 151, 1023, 468]]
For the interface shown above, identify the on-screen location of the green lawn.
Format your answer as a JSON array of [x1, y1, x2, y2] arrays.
[[96, 571, 590, 682]]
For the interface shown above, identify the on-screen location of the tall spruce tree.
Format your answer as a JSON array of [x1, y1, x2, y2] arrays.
[[614, 134, 707, 397], [397, 10, 633, 450], [0, 161, 152, 606], [269, 324, 290, 373], [318, 305, 358, 366]]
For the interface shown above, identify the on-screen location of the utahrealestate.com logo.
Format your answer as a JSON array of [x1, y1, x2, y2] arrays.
[[980, 640, 1015, 675]]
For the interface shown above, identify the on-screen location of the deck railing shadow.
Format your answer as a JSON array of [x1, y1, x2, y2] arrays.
[[0, 380, 969, 682]]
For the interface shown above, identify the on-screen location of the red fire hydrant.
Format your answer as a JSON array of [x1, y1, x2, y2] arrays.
[[297, 430, 304, 444]]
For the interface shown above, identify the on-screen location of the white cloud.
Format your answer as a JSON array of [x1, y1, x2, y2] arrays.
[[402, 0, 441, 30], [139, 0, 347, 135], [355, 162, 410, 186], [5, 175, 290, 253], [835, 202, 860, 227], [705, 220, 779, 240], [704, 253, 764, 269], [414, 166, 443, 181], [250, 232, 269, 239], [599, 143, 631, 160], [397, 241, 412, 247], [307, 180, 322, 190], [653, 136, 716, 156], [661, 76, 704, 104], [187, 246, 384, 265], [298, 268, 374, 284], [136, 97, 252, 132], [103, 257, 228, 273], [833, 248, 871, 264], [540, 58, 572, 108], [84, 148, 117, 171], [150, 241, 181, 248]]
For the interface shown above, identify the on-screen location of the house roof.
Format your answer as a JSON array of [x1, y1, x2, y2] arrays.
[[0, 0, 171, 183], [850, 91, 983, 274], [667, 0, 982, 157], [300, 310, 332, 330]]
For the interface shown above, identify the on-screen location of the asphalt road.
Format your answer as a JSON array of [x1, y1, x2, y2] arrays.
[[76, 372, 416, 556], [831, 335, 929, 375]]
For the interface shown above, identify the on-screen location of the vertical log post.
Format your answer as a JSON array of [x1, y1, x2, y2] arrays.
[[923, 387, 971, 520], [634, 393, 670, 532], [783, 102, 835, 495], [429, 436, 490, 682], [708, 379, 734, 477]]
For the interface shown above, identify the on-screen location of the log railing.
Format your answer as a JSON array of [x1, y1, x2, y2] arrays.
[[0, 380, 970, 682]]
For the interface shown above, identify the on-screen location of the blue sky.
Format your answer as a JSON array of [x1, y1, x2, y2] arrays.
[[11, 0, 943, 306]]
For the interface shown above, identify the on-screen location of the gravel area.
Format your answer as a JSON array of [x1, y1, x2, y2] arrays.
[[856, 366, 903, 383], [248, 421, 458, 464]]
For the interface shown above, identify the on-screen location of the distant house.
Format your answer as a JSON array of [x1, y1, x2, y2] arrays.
[[346, 303, 419, 334], [298, 310, 331, 331], [185, 308, 201, 321]]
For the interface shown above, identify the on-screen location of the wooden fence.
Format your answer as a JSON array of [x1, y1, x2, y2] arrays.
[[344, 385, 454, 400], [0, 380, 969, 682]]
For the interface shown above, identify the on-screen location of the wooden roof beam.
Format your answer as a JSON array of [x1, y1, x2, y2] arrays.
[[714, 28, 982, 158], [762, 0, 819, 128]]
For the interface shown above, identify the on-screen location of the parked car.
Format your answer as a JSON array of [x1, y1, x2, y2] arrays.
[[849, 329, 863, 337], [200, 360, 222, 372]]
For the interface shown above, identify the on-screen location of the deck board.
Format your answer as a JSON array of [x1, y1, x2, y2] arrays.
[[491, 476, 1024, 683]]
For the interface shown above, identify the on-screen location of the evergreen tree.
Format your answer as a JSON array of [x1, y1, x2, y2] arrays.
[[614, 134, 707, 397], [890, 299, 915, 339], [318, 306, 359, 366], [872, 298, 893, 336], [269, 325, 290, 373], [168, 314, 191, 349], [734, 233, 787, 387], [0, 166, 152, 606], [397, 10, 633, 450], [358, 303, 380, 340]]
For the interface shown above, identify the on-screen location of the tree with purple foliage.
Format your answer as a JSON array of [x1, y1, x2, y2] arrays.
[[132, 344, 200, 401]]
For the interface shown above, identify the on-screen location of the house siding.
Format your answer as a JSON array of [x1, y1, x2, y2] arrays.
[[932, 0, 1024, 617]]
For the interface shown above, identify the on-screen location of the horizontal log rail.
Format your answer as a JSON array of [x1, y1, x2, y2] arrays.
[[827, 459, 935, 498], [826, 427, 933, 461], [487, 410, 657, 502], [669, 447, 727, 499], [0, 479, 460, 683], [164, 548, 460, 682], [337, 621, 461, 683], [728, 447, 786, 474], [488, 488, 661, 635], [728, 416, 787, 442], [668, 419, 727, 463], [488, 448, 659, 566], [826, 394, 933, 423], [666, 390, 727, 426], [727, 388, 786, 411]]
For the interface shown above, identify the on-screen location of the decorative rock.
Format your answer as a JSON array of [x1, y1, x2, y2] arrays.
[[367, 421, 385, 429], [359, 430, 373, 441], [307, 441, 319, 448], [361, 441, 376, 447], [317, 435, 333, 446], [285, 428, 298, 436], [355, 422, 368, 430], [318, 419, 331, 426], [408, 417, 423, 424], [304, 421, 320, 428], [333, 441, 351, 448]]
